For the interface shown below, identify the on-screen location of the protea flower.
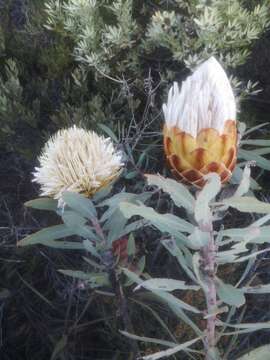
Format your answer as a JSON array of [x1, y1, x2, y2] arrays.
[[33, 126, 123, 199], [163, 57, 237, 188]]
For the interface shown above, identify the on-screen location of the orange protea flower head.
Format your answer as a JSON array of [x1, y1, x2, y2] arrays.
[[163, 57, 237, 187]]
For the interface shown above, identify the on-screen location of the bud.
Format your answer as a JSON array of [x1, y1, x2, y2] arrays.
[[163, 57, 237, 187]]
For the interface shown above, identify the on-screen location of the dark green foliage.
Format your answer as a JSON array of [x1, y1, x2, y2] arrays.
[[1, 0, 269, 159]]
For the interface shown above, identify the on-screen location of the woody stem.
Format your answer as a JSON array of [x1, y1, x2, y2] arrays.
[[200, 222, 220, 360]]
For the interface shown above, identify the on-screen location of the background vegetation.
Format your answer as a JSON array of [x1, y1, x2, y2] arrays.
[[1, 0, 270, 359]]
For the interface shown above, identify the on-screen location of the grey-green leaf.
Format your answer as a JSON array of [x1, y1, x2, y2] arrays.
[[18, 224, 76, 247], [58, 269, 109, 287], [62, 210, 88, 228], [51, 336, 67, 360], [120, 202, 194, 236], [134, 278, 199, 292], [83, 239, 101, 259], [127, 234, 136, 257], [219, 196, 270, 214], [236, 345, 270, 360], [233, 165, 251, 197], [146, 174, 195, 213], [188, 227, 209, 250], [239, 149, 270, 171], [25, 197, 58, 211], [216, 279, 246, 307], [195, 173, 221, 225], [142, 337, 201, 360], [62, 191, 97, 219]]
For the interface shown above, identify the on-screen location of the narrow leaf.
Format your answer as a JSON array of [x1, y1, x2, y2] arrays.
[[25, 198, 58, 211], [120, 330, 177, 348], [241, 139, 270, 146], [18, 224, 76, 247], [120, 202, 194, 236], [195, 173, 221, 225], [216, 279, 246, 307], [51, 336, 67, 360], [142, 337, 201, 360], [219, 196, 270, 214], [233, 165, 251, 197], [239, 149, 270, 171], [243, 284, 270, 294], [58, 270, 109, 286], [146, 174, 195, 213], [135, 278, 199, 292], [62, 191, 97, 219], [236, 344, 270, 360], [127, 234, 136, 257], [62, 210, 87, 228]]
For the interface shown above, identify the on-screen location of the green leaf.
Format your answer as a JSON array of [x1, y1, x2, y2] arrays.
[[25, 198, 58, 211], [62, 210, 88, 228], [100, 191, 152, 222], [105, 209, 127, 244], [146, 174, 195, 213], [241, 139, 270, 146], [122, 268, 201, 315], [51, 335, 67, 360], [18, 224, 76, 247], [219, 320, 270, 331], [98, 123, 118, 142], [120, 330, 177, 348], [243, 122, 269, 136], [75, 225, 99, 240], [188, 227, 209, 250], [243, 284, 270, 294], [119, 220, 146, 239], [122, 268, 202, 336], [92, 183, 114, 202], [195, 173, 221, 225], [125, 170, 138, 179], [219, 196, 270, 214], [83, 239, 101, 259], [216, 279, 246, 307], [231, 166, 261, 190], [233, 165, 251, 197], [141, 337, 201, 360], [236, 345, 270, 360], [127, 233, 136, 257], [58, 270, 109, 287], [249, 147, 270, 156], [120, 202, 194, 236], [162, 239, 197, 283], [238, 149, 270, 171], [62, 191, 97, 219], [134, 278, 199, 292]]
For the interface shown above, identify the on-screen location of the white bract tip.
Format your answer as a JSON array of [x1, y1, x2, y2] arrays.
[[32, 125, 123, 199], [163, 57, 236, 137]]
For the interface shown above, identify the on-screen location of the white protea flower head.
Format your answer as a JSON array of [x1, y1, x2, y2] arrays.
[[163, 57, 238, 188], [33, 126, 123, 199]]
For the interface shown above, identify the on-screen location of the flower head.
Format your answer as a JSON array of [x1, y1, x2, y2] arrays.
[[33, 126, 123, 199], [163, 57, 237, 187]]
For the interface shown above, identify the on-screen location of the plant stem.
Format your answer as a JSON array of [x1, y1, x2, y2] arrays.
[[109, 266, 139, 358], [200, 222, 219, 360]]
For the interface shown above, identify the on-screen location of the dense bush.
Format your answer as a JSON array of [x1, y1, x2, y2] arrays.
[[1, 0, 270, 157]]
